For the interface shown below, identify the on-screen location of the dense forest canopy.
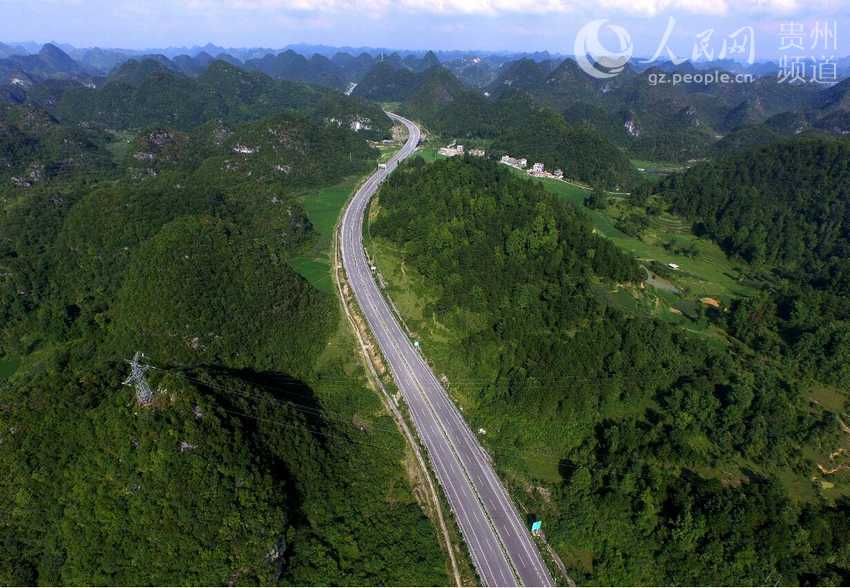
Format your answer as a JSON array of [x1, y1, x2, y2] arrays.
[[0, 102, 115, 184], [0, 79, 447, 584], [661, 137, 850, 273], [48, 59, 392, 139], [371, 156, 850, 585], [657, 136, 850, 391], [8, 36, 850, 587]]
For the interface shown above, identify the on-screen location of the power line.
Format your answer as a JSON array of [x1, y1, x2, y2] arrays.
[[181, 373, 406, 437], [142, 364, 738, 468], [136, 362, 413, 442], [2, 383, 747, 486]]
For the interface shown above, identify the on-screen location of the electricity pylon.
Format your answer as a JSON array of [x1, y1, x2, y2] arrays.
[[124, 351, 154, 406]]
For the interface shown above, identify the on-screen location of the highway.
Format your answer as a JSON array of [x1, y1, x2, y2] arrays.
[[339, 112, 555, 587]]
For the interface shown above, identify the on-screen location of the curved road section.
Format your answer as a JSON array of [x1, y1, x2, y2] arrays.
[[339, 112, 555, 587]]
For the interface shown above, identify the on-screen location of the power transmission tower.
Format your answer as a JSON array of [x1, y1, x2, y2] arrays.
[[124, 351, 154, 406]]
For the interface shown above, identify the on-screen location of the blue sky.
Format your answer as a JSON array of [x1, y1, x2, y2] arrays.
[[1, 0, 848, 58]]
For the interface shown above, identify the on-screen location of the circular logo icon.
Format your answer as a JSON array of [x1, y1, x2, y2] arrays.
[[575, 20, 633, 79]]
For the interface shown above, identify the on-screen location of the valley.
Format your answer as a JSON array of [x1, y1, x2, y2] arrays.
[[4, 24, 850, 587]]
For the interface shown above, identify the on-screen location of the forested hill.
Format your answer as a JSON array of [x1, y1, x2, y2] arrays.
[[0, 102, 114, 184], [51, 59, 391, 138], [374, 157, 640, 317], [0, 93, 447, 582], [484, 56, 828, 162], [661, 137, 850, 276], [489, 99, 639, 191], [371, 156, 850, 585], [658, 136, 850, 391], [403, 88, 639, 190]]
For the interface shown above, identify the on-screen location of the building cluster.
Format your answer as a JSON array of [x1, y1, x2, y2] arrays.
[[500, 155, 527, 168], [438, 143, 486, 158], [500, 155, 564, 181], [438, 144, 569, 182]]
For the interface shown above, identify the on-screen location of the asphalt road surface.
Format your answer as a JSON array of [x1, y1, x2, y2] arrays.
[[339, 112, 555, 587]]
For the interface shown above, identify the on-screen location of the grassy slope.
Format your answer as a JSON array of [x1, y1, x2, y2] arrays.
[[500, 162, 752, 341], [519, 173, 752, 297], [289, 177, 362, 293], [364, 225, 566, 482], [290, 139, 405, 293], [416, 149, 747, 338]]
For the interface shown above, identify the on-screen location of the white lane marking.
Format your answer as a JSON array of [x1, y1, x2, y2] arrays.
[[344, 116, 540, 588], [402, 335, 550, 585], [379, 116, 552, 586], [358, 118, 529, 586], [357, 275, 506, 586], [341, 123, 510, 586]]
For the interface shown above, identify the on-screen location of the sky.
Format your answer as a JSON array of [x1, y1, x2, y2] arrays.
[[1, 0, 849, 59]]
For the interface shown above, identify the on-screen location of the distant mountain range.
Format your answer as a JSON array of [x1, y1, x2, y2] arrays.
[[6, 40, 839, 87], [480, 56, 850, 160], [6, 40, 850, 163], [0, 43, 97, 87]]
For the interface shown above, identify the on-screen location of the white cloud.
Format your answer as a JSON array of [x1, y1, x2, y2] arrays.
[[399, 0, 572, 15], [594, 0, 843, 17], [202, 0, 572, 15], [182, 0, 845, 17]]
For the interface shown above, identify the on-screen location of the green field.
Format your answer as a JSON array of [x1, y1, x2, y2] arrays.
[[630, 159, 687, 173], [514, 172, 754, 327], [377, 145, 396, 163], [415, 146, 447, 164], [630, 159, 689, 182], [289, 176, 362, 293], [289, 129, 404, 293]]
